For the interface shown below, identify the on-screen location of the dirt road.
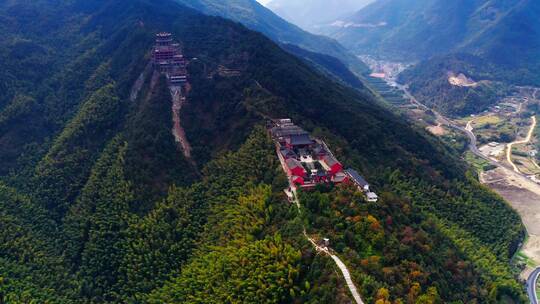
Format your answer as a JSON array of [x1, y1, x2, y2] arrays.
[[507, 116, 537, 173], [534, 160, 540, 170], [399, 83, 540, 277]]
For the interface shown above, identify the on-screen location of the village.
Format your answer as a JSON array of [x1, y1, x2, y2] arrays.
[[360, 56, 540, 180], [268, 118, 378, 203]]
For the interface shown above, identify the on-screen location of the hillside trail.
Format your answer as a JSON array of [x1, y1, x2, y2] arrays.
[[135, 70, 195, 167], [291, 190, 364, 304], [303, 229, 364, 304], [533, 160, 540, 170], [170, 86, 193, 162]]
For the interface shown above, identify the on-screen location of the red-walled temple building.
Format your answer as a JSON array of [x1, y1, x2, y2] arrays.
[[270, 118, 378, 202], [153, 32, 187, 85]]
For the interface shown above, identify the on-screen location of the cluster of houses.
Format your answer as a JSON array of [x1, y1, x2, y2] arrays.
[[269, 119, 378, 202], [153, 32, 188, 86]]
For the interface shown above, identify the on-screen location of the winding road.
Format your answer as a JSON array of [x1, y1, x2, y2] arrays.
[[464, 116, 540, 304], [528, 267, 540, 304], [397, 83, 540, 303], [525, 88, 540, 304], [395, 82, 503, 167], [461, 120, 500, 165], [397, 82, 538, 178]]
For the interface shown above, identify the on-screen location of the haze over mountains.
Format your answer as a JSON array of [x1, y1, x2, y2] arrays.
[[324, 0, 540, 84], [310, 0, 540, 115], [173, 0, 369, 77], [266, 0, 373, 32], [327, 0, 535, 58]]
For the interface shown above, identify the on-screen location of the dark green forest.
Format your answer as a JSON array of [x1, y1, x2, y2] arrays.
[[0, 0, 528, 303]]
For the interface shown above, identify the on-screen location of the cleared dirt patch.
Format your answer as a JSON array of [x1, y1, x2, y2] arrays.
[[448, 72, 479, 87], [427, 124, 446, 136], [369, 72, 385, 78], [482, 167, 540, 267]]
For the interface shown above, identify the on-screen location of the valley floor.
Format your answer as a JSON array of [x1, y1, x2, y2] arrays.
[[482, 167, 540, 271]]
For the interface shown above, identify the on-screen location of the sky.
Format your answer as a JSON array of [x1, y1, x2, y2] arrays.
[[257, 0, 271, 5]]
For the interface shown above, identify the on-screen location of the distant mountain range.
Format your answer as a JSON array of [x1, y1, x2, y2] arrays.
[[174, 0, 370, 77], [266, 0, 373, 32], [321, 0, 540, 114], [324, 0, 540, 66]]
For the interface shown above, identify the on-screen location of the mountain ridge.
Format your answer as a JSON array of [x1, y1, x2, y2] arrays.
[[173, 0, 370, 77], [321, 0, 540, 115]]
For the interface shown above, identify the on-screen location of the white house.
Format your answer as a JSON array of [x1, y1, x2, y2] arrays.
[[366, 192, 379, 203]]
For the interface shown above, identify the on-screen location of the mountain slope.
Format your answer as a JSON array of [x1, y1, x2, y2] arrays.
[[398, 53, 512, 116], [281, 43, 364, 88], [325, 0, 540, 65], [0, 0, 527, 302], [173, 0, 370, 76], [322, 0, 540, 115]]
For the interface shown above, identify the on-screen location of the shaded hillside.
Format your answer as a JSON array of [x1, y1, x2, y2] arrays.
[[282, 44, 364, 89], [0, 0, 527, 303], [322, 0, 469, 59]]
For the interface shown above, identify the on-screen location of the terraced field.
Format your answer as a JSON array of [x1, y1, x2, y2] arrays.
[[365, 77, 409, 106]]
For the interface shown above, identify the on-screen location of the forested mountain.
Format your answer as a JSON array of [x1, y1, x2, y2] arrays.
[[324, 0, 540, 67], [321, 0, 540, 115], [0, 0, 527, 302], [172, 0, 370, 77], [266, 0, 373, 32]]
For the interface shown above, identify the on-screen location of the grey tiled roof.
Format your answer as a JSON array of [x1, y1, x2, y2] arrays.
[[345, 169, 369, 187]]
